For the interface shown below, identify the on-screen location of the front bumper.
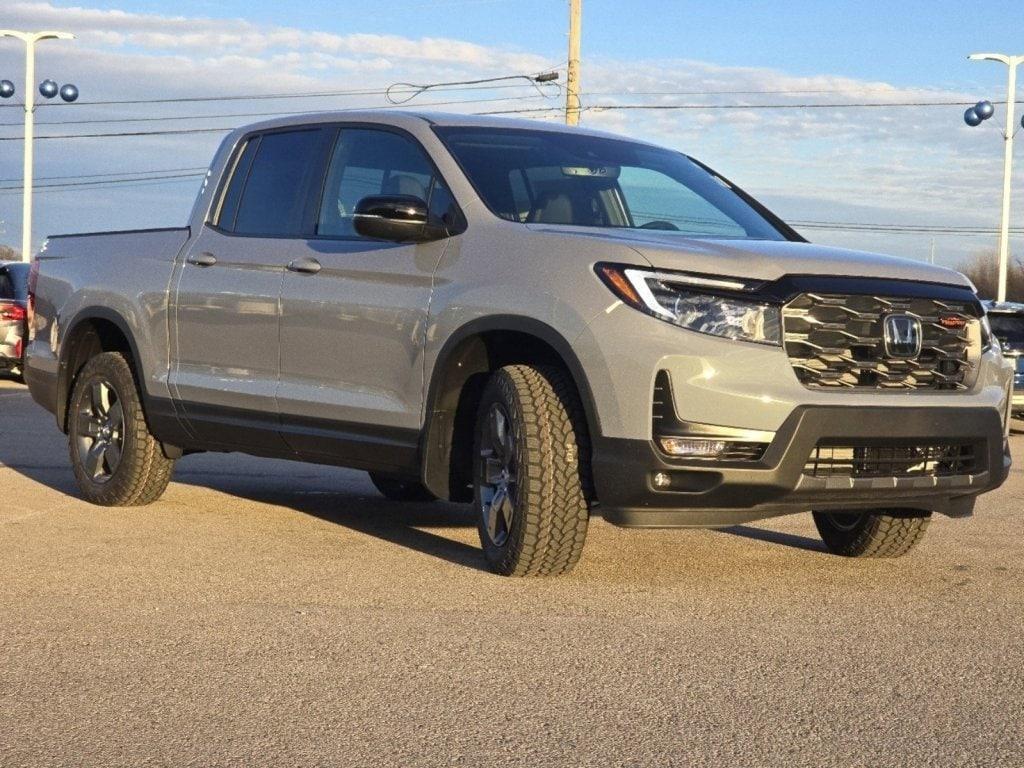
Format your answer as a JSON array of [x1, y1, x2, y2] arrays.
[[592, 405, 1011, 527]]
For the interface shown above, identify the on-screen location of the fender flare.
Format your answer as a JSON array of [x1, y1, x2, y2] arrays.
[[56, 306, 146, 430], [420, 314, 601, 499]]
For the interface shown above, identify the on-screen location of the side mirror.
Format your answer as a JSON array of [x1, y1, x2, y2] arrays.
[[353, 195, 445, 243]]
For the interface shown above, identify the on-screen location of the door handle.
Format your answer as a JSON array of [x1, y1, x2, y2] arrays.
[[287, 257, 322, 275], [187, 252, 217, 267]]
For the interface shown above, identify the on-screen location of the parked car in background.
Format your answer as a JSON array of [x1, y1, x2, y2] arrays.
[[984, 301, 1024, 419], [23, 112, 1015, 576], [0, 261, 29, 382]]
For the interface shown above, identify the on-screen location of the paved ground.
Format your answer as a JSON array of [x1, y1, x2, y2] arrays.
[[1, 376, 1022, 767]]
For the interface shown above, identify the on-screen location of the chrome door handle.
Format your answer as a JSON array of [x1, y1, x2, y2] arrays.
[[287, 257, 322, 275], [187, 252, 217, 267]]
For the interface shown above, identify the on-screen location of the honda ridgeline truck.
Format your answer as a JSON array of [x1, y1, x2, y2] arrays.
[[24, 112, 1014, 576]]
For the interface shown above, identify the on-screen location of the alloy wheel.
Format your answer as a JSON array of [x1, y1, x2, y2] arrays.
[[75, 379, 125, 484], [477, 403, 518, 547], [825, 511, 866, 532]]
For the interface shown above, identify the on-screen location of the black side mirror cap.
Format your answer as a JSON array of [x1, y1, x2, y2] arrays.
[[353, 195, 447, 243]]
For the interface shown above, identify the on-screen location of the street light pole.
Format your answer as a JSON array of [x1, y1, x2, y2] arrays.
[[0, 30, 75, 262], [968, 53, 1023, 303]]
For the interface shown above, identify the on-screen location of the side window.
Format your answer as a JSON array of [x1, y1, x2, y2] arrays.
[[617, 166, 747, 237], [232, 129, 325, 237], [213, 138, 258, 231], [317, 129, 452, 238]]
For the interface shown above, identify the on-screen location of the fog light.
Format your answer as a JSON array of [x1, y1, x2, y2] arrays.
[[652, 472, 672, 489], [659, 437, 729, 458]]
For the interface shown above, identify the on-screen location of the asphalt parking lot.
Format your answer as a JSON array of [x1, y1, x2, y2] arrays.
[[1, 376, 1022, 767]]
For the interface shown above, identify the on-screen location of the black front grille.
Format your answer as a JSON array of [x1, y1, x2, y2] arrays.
[[804, 443, 977, 479], [783, 293, 976, 390]]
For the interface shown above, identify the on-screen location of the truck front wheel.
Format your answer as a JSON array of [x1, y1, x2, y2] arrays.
[[473, 364, 590, 577], [812, 510, 931, 558], [68, 352, 175, 506]]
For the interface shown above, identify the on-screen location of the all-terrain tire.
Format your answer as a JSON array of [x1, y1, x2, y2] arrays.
[[68, 352, 175, 506], [368, 472, 437, 502], [473, 364, 590, 577], [812, 510, 931, 558]]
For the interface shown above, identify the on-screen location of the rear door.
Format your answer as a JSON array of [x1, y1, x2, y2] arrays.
[[276, 126, 456, 469], [170, 127, 331, 450]]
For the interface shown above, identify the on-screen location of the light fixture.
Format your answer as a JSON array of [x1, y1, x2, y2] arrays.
[[658, 437, 730, 458]]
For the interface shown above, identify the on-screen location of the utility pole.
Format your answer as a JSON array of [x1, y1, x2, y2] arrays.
[[565, 0, 582, 126], [967, 52, 1023, 303], [0, 30, 76, 262]]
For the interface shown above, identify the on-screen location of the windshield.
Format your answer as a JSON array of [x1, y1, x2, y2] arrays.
[[434, 127, 787, 240], [989, 314, 1024, 345]]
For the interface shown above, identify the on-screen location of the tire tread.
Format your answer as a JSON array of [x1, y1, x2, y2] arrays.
[[813, 510, 931, 558], [69, 352, 174, 507], [479, 365, 590, 577]]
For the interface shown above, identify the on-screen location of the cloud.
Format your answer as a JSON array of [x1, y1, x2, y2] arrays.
[[0, 1, 1020, 267]]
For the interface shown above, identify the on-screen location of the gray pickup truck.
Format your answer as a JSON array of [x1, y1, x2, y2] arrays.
[[25, 111, 1014, 576]]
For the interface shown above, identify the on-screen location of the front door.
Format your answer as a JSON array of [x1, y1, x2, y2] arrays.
[[277, 127, 455, 470]]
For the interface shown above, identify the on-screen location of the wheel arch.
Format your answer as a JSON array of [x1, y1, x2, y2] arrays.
[[420, 315, 600, 501], [56, 307, 145, 433]]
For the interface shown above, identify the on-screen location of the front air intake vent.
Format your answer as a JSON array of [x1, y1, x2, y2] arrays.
[[804, 442, 978, 479]]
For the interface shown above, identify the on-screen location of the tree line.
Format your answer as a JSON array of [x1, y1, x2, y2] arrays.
[[957, 251, 1024, 303]]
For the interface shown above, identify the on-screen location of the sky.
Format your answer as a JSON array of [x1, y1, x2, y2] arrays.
[[1, 0, 1023, 269]]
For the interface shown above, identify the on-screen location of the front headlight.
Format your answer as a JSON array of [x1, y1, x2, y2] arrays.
[[596, 263, 782, 345]]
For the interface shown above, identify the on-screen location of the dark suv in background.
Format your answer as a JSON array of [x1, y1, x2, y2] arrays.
[[0, 261, 29, 382], [985, 301, 1024, 420]]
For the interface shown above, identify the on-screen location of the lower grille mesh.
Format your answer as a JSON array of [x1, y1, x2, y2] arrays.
[[804, 443, 977, 479]]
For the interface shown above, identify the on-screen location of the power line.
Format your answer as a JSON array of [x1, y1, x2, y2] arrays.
[[0, 166, 208, 184], [0, 84, 990, 111], [0, 175, 205, 196], [0, 94, 561, 139], [0, 171, 205, 192], [477, 99, 1024, 116], [0, 80, 563, 110], [790, 218, 1024, 233], [0, 93, 552, 129], [791, 222, 1024, 236], [5, 97, 1017, 140], [0, 126, 234, 141]]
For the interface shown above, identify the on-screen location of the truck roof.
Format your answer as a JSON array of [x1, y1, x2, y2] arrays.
[[231, 109, 652, 145]]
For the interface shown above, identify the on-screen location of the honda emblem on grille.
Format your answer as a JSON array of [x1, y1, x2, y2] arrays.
[[883, 314, 923, 358]]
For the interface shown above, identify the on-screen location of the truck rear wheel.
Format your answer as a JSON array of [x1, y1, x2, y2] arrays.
[[68, 352, 175, 507], [812, 510, 931, 558], [473, 364, 590, 577]]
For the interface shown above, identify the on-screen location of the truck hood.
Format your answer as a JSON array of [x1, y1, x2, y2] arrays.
[[525, 225, 973, 289]]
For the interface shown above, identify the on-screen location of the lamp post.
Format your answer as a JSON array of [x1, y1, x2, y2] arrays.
[[966, 53, 1024, 303], [0, 30, 77, 263]]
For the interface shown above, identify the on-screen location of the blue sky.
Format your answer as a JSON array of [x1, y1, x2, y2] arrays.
[[66, 0, 1023, 88], [1, 0, 1022, 268]]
